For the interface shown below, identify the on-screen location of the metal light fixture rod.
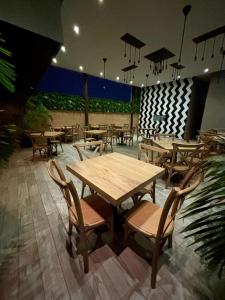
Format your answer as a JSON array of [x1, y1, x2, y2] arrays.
[[178, 5, 192, 63]]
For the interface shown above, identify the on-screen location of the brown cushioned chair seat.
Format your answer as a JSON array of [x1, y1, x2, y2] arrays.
[[85, 137, 95, 142], [164, 162, 189, 172], [69, 194, 112, 228], [127, 200, 174, 237]]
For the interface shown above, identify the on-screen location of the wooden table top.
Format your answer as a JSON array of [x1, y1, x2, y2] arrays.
[[67, 152, 164, 206], [30, 131, 64, 138], [84, 130, 107, 135], [153, 139, 198, 151]]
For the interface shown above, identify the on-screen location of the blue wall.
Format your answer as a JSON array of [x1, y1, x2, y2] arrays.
[[37, 66, 131, 102]]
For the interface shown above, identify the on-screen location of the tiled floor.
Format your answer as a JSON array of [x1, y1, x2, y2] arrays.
[[0, 140, 224, 299]]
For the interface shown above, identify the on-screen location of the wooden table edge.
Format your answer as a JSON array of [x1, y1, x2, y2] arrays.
[[66, 163, 165, 207]]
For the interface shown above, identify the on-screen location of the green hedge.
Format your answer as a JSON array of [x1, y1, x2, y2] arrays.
[[32, 92, 140, 113]]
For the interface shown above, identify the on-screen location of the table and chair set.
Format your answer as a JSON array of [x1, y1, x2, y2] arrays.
[[45, 126, 212, 288]]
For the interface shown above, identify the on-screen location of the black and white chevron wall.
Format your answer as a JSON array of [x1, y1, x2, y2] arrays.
[[139, 78, 193, 139]]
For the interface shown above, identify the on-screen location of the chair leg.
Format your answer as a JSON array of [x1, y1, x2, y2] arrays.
[[68, 219, 73, 236], [81, 183, 85, 198], [166, 169, 173, 188], [168, 235, 173, 248], [152, 180, 156, 204], [151, 241, 161, 289], [60, 142, 64, 152], [80, 233, 89, 273]]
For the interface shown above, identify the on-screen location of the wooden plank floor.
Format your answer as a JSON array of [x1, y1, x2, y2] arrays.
[[0, 140, 220, 299]]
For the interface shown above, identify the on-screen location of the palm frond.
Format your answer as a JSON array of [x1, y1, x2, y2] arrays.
[[182, 155, 225, 276]]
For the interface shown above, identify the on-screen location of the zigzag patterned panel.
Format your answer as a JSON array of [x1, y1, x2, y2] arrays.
[[139, 78, 193, 139]]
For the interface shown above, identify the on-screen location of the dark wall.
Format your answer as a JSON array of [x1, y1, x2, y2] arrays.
[[185, 77, 209, 139], [0, 20, 61, 125], [37, 66, 132, 102]]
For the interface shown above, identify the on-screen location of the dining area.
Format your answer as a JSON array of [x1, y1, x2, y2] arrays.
[[1, 0, 225, 299]]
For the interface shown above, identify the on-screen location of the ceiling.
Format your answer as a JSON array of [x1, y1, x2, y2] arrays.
[[56, 0, 225, 87]]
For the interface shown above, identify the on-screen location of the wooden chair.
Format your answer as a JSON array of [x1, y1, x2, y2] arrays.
[[164, 142, 204, 188], [64, 126, 74, 143], [47, 159, 113, 273], [28, 132, 52, 161], [124, 167, 202, 288], [82, 125, 96, 143], [49, 127, 64, 154], [132, 143, 169, 204], [102, 129, 113, 152], [73, 141, 103, 197], [124, 127, 135, 146]]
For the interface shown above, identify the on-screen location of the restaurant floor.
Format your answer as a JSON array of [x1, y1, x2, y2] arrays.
[[0, 141, 223, 300]]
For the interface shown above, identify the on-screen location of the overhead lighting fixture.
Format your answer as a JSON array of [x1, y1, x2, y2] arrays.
[[116, 76, 120, 81], [204, 68, 209, 73], [177, 75, 181, 79], [141, 83, 144, 87], [52, 57, 57, 64], [73, 25, 80, 35], [130, 80, 133, 84], [79, 65, 83, 71], [157, 80, 160, 84], [100, 72, 103, 76], [61, 45, 66, 52], [99, 0, 104, 3]]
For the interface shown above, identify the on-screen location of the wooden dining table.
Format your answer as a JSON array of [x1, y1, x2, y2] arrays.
[[84, 129, 107, 140], [152, 139, 199, 151], [30, 131, 64, 138], [67, 152, 164, 207]]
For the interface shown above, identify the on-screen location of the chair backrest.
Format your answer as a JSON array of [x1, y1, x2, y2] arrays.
[[170, 142, 205, 168], [73, 141, 103, 161], [27, 131, 48, 146], [47, 160, 85, 229], [156, 167, 202, 240], [138, 143, 169, 165]]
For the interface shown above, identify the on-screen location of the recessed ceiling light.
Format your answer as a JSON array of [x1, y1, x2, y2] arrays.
[[79, 65, 83, 71], [130, 80, 133, 84], [73, 25, 80, 35], [99, 0, 104, 3], [204, 68, 209, 73], [52, 57, 57, 64], [61, 45, 66, 52], [177, 75, 181, 79], [100, 72, 103, 76], [157, 80, 160, 84], [116, 76, 120, 81], [141, 84, 144, 87]]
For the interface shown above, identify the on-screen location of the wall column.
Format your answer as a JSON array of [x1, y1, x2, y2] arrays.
[[83, 73, 89, 125]]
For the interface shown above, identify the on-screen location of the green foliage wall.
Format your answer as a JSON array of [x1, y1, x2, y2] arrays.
[[32, 92, 140, 114]]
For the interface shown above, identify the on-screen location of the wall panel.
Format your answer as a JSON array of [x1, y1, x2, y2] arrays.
[[139, 79, 193, 139]]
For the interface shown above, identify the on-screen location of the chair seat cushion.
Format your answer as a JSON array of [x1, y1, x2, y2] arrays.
[[69, 194, 112, 228], [127, 200, 174, 237], [164, 162, 189, 172], [85, 137, 95, 142]]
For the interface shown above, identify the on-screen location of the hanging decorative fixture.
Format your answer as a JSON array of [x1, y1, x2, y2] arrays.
[[192, 25, 225, 63], [145, 74, 149, 87], [121, 64, 138, 84], [102, 57, 107, 89], [120, 33, 146, 65], [170, 5, 192, 79], [144, 48, 175, 76], [171, 62, 184, 80]]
